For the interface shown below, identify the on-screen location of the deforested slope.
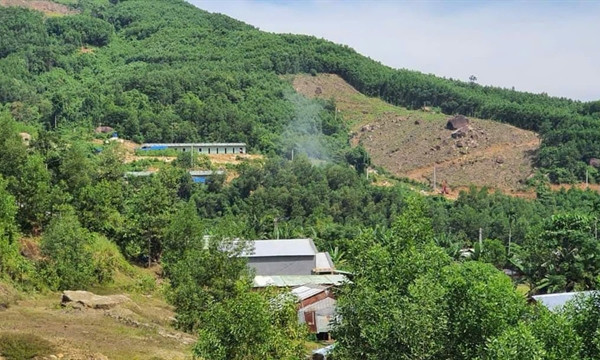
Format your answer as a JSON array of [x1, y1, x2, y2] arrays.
[[293, 74, 540, 192]]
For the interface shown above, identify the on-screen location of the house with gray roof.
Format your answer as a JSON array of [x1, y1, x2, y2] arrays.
[[244, 239, 335, 276]]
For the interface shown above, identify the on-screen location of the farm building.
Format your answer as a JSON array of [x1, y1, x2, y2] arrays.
[[293, 284, 337, 338], [242, 239, 335, 276], [298, 297, 336, 337], [446, 115, 470, 130], [139, 142, 246, 155], [189, 170, 225, 183]]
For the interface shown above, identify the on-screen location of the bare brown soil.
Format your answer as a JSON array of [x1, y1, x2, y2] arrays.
[[0, 0, 77, 15], [292, 74, 540, 193], [0, 292, 194, 359]]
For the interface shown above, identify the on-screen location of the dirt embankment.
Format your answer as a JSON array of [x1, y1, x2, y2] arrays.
[[292, 74, 540, 194], [0, 0, 78, 15]]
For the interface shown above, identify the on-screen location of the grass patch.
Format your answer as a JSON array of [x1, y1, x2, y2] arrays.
[[0, 333, 55, 360]]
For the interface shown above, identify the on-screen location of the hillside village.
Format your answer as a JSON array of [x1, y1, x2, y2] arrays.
[[2, 1, 600, 360]]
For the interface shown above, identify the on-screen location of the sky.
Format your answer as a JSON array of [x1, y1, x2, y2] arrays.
[[187, 0, 600, 101]]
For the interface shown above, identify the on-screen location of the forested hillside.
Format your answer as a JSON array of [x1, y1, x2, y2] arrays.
[[3, 1, 600, 359], [1, 0, 599, 181]]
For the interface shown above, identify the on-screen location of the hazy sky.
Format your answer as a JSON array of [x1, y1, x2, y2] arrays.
[[188, 1, 600, 101]]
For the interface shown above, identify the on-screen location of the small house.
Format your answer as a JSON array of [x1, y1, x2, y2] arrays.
[[139, 143, 246, 155], [446, 115, 469, 130], [243, 239, 335, 276], [292, 284, 337, 338]]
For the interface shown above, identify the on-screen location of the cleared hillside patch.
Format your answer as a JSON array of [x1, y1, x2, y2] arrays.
[[292, 74, 540, 193], [0, 0, 77, 16]]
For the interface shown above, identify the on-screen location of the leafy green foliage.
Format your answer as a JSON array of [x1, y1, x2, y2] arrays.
[[40, 211, 96, 290], [193, 291, 306, 360], [525, 214, 600, 293], [483, 323, 545, 360]]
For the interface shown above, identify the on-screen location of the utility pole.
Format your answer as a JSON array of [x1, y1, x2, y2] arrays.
[[508, 220, 512, 256], [586, 169, 589, 188], [479, 228, 483, 248], [433, 165, 437, 192], [291, 149, 294, 161]]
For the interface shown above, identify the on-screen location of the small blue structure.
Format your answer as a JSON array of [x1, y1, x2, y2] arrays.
[[139, 145, 168, 151], [190, 170, 224, 183]]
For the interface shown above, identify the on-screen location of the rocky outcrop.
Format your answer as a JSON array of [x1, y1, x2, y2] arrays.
[[61, 291, 130, 310]]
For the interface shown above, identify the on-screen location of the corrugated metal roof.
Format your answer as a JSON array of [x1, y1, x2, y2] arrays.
[[188, 170, 225, 176], [140, 143, 246, 147], [125, 171, 157, 177], [532, 291, 597, 311], [253, 274, 347, 287], [312, 344, 335, 356], [299, 297, 336, 314], [291, 284, 327, 301], [245, 239, 318, 257], [315, 252, 334, 270]]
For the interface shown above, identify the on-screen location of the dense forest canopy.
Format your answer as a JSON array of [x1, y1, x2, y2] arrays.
[[3, 1, 600, 359]]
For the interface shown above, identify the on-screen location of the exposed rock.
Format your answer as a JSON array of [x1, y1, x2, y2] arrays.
[[451, 129, 467, 139], [456, 141, 464, 148], [414, 120, 420, 125], [61, 291, 130, 310], [496, 156, 505, 164], [94, 126, 114, 134], [361, 124, 376, 132], [314, 87, 322, 95], [446, 115, 469, 130]]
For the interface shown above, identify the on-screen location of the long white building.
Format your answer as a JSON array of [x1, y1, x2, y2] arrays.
[[139, 142, 246, 155]]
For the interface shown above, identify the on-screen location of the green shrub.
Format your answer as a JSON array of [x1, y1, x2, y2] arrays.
[[40, 212, 95, 290], [88, 234, 131, 285], [0, 333, 54, 360]]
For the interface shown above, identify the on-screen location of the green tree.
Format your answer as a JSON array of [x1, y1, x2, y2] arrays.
[[40, 211, 95, 290], [193, 291, 306, 360], [483, 323, 545, 360], [525, 214, 600, 293]]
